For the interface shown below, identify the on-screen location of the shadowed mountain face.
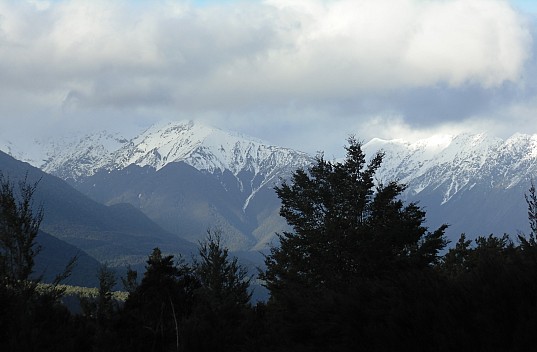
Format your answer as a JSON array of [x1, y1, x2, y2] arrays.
[[34, 231, 101, 287], [22, 121, 313, 252], [0, 150, 196, 271], [72, 162, 288, 251]]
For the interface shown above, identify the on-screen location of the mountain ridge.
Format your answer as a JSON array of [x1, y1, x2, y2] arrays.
[[4, 124, 537, 247], [363, 132, 537, 239], [5, 121, 312, 251]]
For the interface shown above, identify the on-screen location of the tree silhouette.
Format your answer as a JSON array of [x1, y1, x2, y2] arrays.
[[0, 173, 43, 289], [0, 173, 83, 351], [259, 138, 448, 351], [262, 137, 447, 294], [195, 229, 251, 307], [184, 229, 252, 351], [121, 248, 199, 352]]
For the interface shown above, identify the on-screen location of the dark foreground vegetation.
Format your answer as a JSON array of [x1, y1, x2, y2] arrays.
[[2, 139, 537, 351]]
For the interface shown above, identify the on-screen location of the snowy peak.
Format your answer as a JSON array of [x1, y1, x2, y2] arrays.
[[0, 140, 21, 160], [104, 121, 313, 213], [39, 131, 130, 180], [0, 131, 129, 178], [364, 132, 537, 203], [15, 120, 313, 214], [107, 120, 311, 176]]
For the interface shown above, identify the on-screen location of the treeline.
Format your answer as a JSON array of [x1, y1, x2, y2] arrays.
[[3, 140, 537, 351]]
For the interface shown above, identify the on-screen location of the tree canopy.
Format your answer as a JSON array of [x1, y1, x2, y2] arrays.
[[262, 138, 448, 295], [0, 173, 43, 289]]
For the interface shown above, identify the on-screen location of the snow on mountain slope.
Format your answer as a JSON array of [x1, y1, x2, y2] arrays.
[[5, 125, 537, 208], [363, 132, 536, 204], [4, 125, 537, 209], [108, 120, 309, 176], [39, 131, 130, 180], [363, 134, 456, 186], [104, 120, 313, 211], [19, 120, 312, 213], [0, 131, 130, 179], [363, 132, 537, 239], [5, 124, 537, 245], [10, 120, 310, 179], [0, 140, 23, 161]]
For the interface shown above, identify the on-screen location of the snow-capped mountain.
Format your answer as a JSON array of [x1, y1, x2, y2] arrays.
[[363, 132, 537, 240], [10, 120, 313, 251], [40, 120, 311, 212], [3, 123, 536, 249], [38, 120, 310, 185], [363, 133, 504, 202], [103, 121, 311, 211], [39, 131, 130, 180], [108, 120, 304, 174]]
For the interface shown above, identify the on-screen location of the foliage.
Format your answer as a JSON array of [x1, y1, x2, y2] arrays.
[[81, 264, 118, 322], [120, 265, 138, 294], [37, 283, 128, 301], [118, 248, 199, 351], [262, 137, 448, 295], [519, 180, 537, 257], [256, 138, 450, 351], [183, 229, 253, 351], [0, 174, 85, 351], [0, 173, 43, 289], [195, 229, 251, 307]]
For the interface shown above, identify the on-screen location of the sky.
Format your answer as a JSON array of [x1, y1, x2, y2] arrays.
[[1, 0, 537, 157]]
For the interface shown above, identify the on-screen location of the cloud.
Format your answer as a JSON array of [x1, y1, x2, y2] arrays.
[[0, 0, 529, 102], [0, 0, 533, 156]]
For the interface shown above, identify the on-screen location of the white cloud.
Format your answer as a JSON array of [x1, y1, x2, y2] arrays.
[[0, 0, 534, 156], [0, 0, 530, 106], [402, 0, 530, 87]]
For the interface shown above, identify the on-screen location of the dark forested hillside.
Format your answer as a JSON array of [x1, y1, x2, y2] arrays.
[[0, 150, 196, 269], [34, 231, 101, 287]]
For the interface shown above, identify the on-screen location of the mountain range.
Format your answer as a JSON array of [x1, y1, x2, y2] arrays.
[[2, 121, 537, 288], [16, 121, 313, 252], [362, 133, 536, 240]]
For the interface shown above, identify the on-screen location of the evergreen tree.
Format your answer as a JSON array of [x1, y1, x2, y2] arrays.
[[440, 233, 473, 279], [0, 173, 43, 289], [0, 173, 84, 351], [519, 180, 537, 261], [79, 264, 119, 351], [258, 138, 448, 351], [525, 180, 537, 240], [121, 265, 138, 294], [262, 137, 447, 294], [120, 248, 199, 352], [81, 264, 117, 323], [195, 229, 251, 307], [185, 230, 252, 351]]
